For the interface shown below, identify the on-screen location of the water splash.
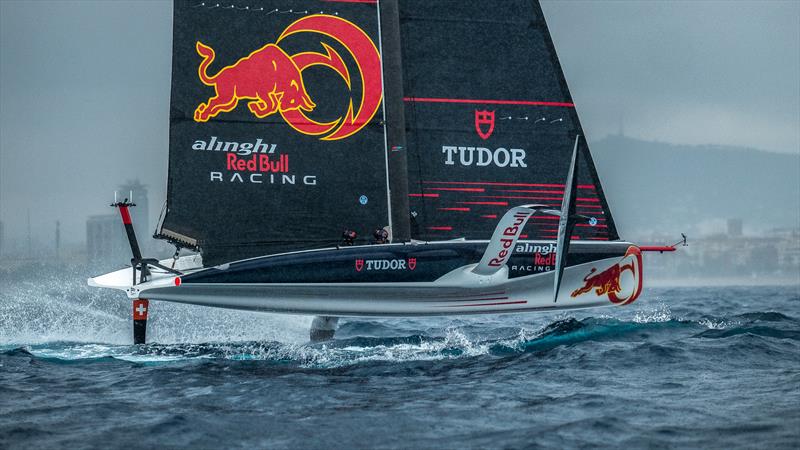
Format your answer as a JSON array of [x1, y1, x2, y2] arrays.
[[632, 302, 672, 323], [0, 267, 310, 346], [697, 317, 737, 330]]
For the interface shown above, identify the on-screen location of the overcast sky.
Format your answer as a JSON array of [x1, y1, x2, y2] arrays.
[[542, 0, 800, 154], [1, 0, 798, 247]]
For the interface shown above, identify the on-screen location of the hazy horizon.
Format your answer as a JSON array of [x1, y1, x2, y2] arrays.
[[1, 0, 798, 249]]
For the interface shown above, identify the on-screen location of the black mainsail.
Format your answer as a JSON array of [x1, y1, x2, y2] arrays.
[[157, 0, 618, 266]]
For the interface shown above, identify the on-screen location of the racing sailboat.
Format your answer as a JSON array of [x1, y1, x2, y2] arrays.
[[89, 0, 680, 343]]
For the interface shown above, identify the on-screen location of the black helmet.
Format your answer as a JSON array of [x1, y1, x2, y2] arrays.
[[373, 228, 389, 244], [342, 229, 357, 246]]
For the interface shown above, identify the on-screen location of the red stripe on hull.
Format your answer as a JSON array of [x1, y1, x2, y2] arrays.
[[424, 291, 506, 299], [442, 300, 528, 308], [440, 296, 510, 303]]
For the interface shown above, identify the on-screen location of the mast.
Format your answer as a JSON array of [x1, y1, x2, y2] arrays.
[[378, 0, 410, 242], [376, 0, 393, 236]]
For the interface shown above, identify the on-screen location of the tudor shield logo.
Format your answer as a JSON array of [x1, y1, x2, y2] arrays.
[[355, 259, 364, 272], [408, 258, 417, 270], [475, 110, 495, 140]]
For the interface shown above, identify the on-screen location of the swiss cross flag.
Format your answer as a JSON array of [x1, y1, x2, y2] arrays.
[[133, 299, 149, 321]]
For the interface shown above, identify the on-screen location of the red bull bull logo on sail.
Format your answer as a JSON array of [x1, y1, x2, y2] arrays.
[[193, 15, 383, 141]]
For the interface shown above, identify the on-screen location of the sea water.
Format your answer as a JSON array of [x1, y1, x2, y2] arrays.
[[1, 264, 798, 448]]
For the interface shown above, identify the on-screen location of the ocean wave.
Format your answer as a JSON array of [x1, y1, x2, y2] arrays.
[[4, 307, 796, 370]]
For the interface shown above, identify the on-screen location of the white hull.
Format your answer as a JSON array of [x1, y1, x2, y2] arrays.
[[89, 248, 643, 317]]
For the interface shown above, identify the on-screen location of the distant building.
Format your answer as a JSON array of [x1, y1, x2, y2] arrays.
[[641, 222, 800, 281], [86, 214, 128, 263], [727, 219, 743, 237], [772, 228, 800, 270]]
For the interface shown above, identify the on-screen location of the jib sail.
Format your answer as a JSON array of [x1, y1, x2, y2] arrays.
[[398, 0, 619, 242], [158, 0, 401, 265]]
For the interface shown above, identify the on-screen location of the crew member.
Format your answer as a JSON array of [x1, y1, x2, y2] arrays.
[[373, 228, 389, 245], [342, 229, 357, 246]]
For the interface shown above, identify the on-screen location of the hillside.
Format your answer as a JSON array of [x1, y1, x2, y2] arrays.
[[589, 135, 800, 237]]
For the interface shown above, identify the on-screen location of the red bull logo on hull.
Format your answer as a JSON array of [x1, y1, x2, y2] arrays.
[[193, 15, 383, 141], [571, 246, 643, 305]]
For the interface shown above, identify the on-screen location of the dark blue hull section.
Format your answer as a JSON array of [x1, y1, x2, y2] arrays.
[[181, 241, 629, 285]]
